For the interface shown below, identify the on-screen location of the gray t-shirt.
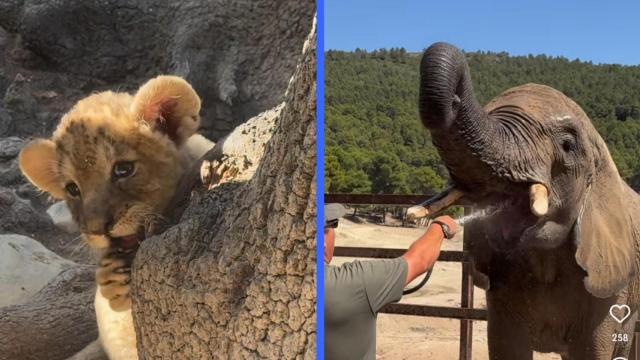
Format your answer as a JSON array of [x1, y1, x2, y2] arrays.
[[324, 257, 408, 360]]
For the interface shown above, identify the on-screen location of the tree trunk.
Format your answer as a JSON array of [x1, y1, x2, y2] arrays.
[[131, 20, 316, 360], [0, 265, 104, 360]]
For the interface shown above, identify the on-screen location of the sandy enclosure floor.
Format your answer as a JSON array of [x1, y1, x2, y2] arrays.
[[332, 218, 560, 360]]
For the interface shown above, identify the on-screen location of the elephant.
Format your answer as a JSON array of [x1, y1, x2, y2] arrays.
[[408, 42, 640, 359]]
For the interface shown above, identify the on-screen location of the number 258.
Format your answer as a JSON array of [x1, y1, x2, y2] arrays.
[[612, 333, 629, 342]]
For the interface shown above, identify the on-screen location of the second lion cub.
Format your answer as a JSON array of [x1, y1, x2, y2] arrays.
[[19, 75, 231, 359]]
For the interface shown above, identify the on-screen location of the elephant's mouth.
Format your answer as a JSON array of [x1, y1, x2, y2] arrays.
[[485, 192, 542, 249], [408, 183, 549, 250]]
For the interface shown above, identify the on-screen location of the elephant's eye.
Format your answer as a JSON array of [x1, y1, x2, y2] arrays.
[[557, 132, 579, 168], [561, 138, 576, 153], [556, 125, 579, 154]]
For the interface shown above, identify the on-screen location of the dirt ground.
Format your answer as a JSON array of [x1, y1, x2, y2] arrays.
[[332, 217, 560, 360]]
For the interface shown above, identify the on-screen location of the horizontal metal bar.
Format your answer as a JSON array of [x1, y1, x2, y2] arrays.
[[380, 303, 488, 321], [325, 193, 433, 205], [334, 246, 467, 262], [381, 304, 640, 330]]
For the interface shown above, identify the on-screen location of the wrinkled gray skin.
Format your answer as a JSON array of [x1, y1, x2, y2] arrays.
[[420, 42, 640, 359]]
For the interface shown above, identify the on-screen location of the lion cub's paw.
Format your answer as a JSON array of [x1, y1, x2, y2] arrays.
[[143, 214, 169, 238], [200, 156, 240, 190], [97, 252, 133, 311]]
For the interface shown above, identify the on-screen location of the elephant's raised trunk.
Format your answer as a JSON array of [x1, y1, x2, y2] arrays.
[[419, 42, 482, 130], [419, 43, 516, 198]]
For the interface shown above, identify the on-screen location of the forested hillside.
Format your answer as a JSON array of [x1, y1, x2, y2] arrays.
[[325, 48, 640, 195]]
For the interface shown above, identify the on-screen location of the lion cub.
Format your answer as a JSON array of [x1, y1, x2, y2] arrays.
[[19, 76, 222, 359]]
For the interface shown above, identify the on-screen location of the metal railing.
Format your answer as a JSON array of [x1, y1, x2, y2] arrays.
[[325, 193, 640, 360]]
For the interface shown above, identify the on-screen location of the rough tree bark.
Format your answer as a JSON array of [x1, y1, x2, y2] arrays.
[[132, 21, 317, 360], [0, 265, 99, 360]]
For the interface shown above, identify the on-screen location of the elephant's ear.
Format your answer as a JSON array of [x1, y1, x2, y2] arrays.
[[574, 179, 637, 298]]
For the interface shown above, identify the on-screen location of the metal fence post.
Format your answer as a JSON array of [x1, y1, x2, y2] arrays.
[[459, 207, 474, 360]]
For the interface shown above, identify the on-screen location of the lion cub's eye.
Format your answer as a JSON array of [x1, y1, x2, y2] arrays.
[[65, 182, 80, 197], [113, 161, 135, 178]]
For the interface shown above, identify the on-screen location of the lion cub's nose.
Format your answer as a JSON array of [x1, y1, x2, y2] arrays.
[[84, 217, 111, 235]]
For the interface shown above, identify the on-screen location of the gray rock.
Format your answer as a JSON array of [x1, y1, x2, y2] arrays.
[[3, 74, 35, 112], [0, 186, 55, 236], [0, 158, 21, 186], [0, 0, 315, 140], [0, 136, 23, 159], [15, 182, 45, 206], [0, 186, 90, 263], [0, 26, 8, 48], [0, 109, 12, 137], [0, 234, 75, 307], [0, 137, 25, 188], [47, 201, 78, 233]]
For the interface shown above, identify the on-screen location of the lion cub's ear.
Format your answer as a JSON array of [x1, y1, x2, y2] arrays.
[[19, 139, 65, 199], [131, 75, 201, 146]]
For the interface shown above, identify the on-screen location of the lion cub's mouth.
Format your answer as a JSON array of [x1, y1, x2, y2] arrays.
[[110, 228, 145, 251]]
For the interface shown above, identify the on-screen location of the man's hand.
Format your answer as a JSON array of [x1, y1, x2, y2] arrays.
[[401, 215, 458, 286], [431, 215, 458, 239]]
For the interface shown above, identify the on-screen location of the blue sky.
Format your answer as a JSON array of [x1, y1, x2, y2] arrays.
[[325, 0, 640, 65]]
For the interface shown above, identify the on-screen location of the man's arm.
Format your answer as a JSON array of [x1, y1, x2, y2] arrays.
[[401, 216, 457, 285], [329, 216, 458, 316]]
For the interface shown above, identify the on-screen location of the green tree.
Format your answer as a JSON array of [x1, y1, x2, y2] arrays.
[[325, 48, 640, 195]]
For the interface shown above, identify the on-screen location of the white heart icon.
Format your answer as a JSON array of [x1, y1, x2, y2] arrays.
[[609, 304, 631, 324]]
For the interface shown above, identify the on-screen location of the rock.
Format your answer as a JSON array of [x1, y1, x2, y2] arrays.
[[15, 182, 45, 205], [0, 186, 89, 263], [0, 137, 25, 189], [0, 0, 315, 141], [33, 90, 58, 99], [0, 26, 8, 47], [3, 74, 35, 112], [0, 136, 23, 159], [0, 234, 75, 307], [2, 76, 40, 136], [0, 158, 21, 187], [0, 109, 12, 137], [0, 187, 55, 235], [47, 201, 78, 233]]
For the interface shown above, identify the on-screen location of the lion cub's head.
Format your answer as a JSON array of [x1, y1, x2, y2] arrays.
[[19, 75, 201, 250]]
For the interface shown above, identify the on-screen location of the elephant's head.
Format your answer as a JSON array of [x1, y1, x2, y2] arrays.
[[416, 42, 638, 298]]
